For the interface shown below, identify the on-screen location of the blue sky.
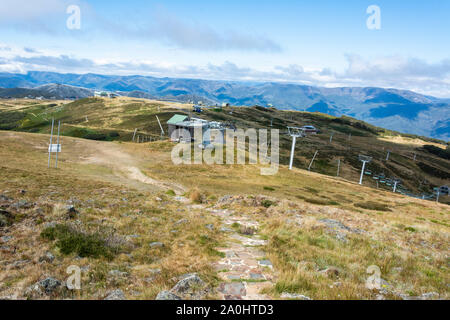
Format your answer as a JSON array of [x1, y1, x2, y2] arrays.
[[0, 0, 449, 96]]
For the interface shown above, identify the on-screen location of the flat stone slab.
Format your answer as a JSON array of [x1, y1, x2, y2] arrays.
[[258, 260, 273, 268], [218, 282, 246, 296], [249, 273, 265, 280]]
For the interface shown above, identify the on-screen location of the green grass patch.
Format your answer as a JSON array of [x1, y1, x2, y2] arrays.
[[41, 224, 120, 259], [354, 201, 392, 212]]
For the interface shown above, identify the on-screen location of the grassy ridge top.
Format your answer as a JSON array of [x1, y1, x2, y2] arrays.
[[0, 97, 449, 199]]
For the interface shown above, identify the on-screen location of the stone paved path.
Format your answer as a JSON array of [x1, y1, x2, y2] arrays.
[[209, 208, 275, 300]]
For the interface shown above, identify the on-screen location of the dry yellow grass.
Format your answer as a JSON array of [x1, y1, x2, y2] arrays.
[[0, 130, 448, 300]]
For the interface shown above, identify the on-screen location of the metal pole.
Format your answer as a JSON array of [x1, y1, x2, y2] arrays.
[[289, 136, 296, 170], [55, 121, 60, 169], [386, 151, 390, 161], [330, 134, 333, 143], [48, 118, 54, 168], [393, 181, 398, 193], [337, 159, 341, 177], [413, 153, 416, 161], [156, 115, 165, 136], [376, 180, 379, 189], [359, 161, 367, 185], [308, 150, 318, 171], [436, 191, 440, 203], [132, 128, 137, 142]]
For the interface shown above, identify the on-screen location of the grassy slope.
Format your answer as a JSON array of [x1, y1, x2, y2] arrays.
[[0, 130, 448, 300], [0, 98, 449, 300], [0, 97, 448, 197]]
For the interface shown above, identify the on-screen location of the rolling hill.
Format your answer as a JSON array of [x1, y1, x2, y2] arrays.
[[0, 71, 448, 141], [0, 97, 448, 300]]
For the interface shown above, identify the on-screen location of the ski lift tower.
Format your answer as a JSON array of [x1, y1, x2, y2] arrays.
[[358, 155, 372, 185], [287, 127, 304, 170], [392, 178, 401, 193]]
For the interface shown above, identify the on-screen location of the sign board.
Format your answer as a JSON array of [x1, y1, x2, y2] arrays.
[[48, 144, 61, 153]]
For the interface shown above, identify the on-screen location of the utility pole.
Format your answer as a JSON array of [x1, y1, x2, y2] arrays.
[[308, 150, 318, 171]]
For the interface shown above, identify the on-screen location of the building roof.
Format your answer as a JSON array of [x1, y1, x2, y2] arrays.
[[167, 114, 188, 125]]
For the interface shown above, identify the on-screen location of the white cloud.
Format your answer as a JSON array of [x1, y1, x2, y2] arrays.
[[1, 50, 450, 97]]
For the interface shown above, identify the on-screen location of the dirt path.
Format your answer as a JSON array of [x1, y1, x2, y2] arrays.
[[209, 208, 275, 300], [79, 141, 186, 194]]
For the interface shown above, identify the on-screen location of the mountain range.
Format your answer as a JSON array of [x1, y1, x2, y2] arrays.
[[0, 71, 448, 141]]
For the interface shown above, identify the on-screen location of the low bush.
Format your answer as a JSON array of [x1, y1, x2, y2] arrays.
[[41, 224, 120, 259]]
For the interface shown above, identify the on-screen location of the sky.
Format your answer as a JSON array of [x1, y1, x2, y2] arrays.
[[0, 0, 450, 97]]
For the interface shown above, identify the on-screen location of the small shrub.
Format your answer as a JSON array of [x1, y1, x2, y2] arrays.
[[189, 188, 203, 204], [263, 186, 275, 191], [404, 227, 417, 233], [355, 201, 392, 212], [165, 189, 176, 196], [261, 199, 275, 208], [239, 225, 256, 236], [41, 224, 119, 259]]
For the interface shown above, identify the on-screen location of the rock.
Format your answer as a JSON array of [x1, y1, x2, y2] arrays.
[[175, 218, 189, 226], [0, 210, 13, 227], [0, 194, 12, 201], [155, 197, 162, 202], [66, 205, 79, 219], [18, 189, 26, 194], [218, 282, 246, 296], [258, 260, 273, 268], [171, 274, 205, 295], [10, 260, 29, 268], [249, 273, 265, 280], [39, 252, 55, 263], [25, 277, 63, 298], [108, 270, 129, 278], [421, 292, 439, 300], [104, 289, 126, 300], [156, 290, 181, 300], [12, 200, 32, 209], [1, 235, 13, 243], [220, 227, 233, 233], [321, 267, 340, 278], [281, 292, 312, 300], [150, 242, 164, 248], [39, 277, 62, 295], [205, 224, 214, 231], [149, 268, 161, 275]]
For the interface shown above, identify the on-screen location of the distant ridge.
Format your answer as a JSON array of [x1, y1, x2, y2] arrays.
[[0, 71, 448, 140]]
